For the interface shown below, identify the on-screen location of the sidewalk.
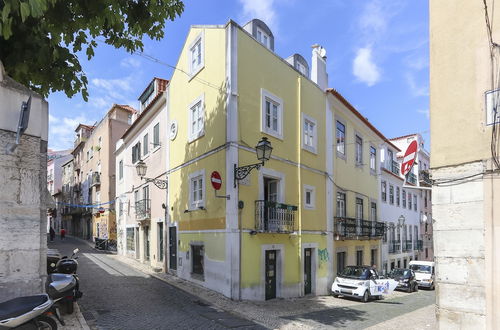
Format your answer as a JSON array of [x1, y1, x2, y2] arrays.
[[60, 303, 90, 330], [110, 254, 437, 330]]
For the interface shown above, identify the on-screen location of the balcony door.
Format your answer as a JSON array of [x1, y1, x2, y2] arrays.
[[264, 177, 279, 231]]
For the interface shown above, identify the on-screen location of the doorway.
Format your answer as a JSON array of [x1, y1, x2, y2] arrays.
[[263, 177, 279, 231], [265, 250, 277, 300], [144, 226, 150, 261], [169, 226, 177, 270], [304, 248, 313, 295]]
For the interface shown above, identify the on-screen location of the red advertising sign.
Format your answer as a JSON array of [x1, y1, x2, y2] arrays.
[[211, 171, 222, 190], [401, 140, 418, 176]]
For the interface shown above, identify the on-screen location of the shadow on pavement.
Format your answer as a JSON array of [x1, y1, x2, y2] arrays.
[[282, 306, 367, 328]]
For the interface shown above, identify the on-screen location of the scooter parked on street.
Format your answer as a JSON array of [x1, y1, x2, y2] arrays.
[[45, 249, 82, 314], [0, 294, 64, 329]]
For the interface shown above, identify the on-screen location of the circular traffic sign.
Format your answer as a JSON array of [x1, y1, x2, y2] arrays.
[[401, 140, 418, 176], [211, 171, 222, 190], [98, 207, 105, 214]]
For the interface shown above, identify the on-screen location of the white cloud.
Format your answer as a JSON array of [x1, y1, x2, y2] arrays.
[[417, 109, 429, 119], [353, 47, 381, 86], [48, 114, 93, 150], [120, 57, 141, 69], [406, 73, 429, 97], [359, 0, 387, 38], [239, 0, 277, 30]]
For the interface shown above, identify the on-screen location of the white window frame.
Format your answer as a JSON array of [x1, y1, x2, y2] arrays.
[[303, 184, 316, 210], [188, 32, 204, 78], [143, 133, 149, 157], [188, 94, 205, 142], [153, 122, 160, 151], [355, 134, 363, 165], [336, 191, 346, 217], [296, 61, 307, 76], [336, 118, 346, 158], [189, 169, 205, 210], [369, 145, 376, 173], [261, 89, 283, 139], [256, 27, 270, 48], [301, 113, 317, 153]]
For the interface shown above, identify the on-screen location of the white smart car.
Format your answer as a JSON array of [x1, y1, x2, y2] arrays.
[[331, 266, 398, 303]]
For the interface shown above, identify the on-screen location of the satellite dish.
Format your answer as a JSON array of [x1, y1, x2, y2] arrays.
[[16, 95, 32, 144], [319, 47, 327, 58]]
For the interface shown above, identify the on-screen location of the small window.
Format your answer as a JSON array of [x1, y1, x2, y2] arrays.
[[126, 228, 135, 251], [370, 146, 376, 171], [119, 160, 123, 180], [127, 114, 132, 125], [396, 187, 400, 206], [153, 123, 160, 148], [143, 133, 149, 156], [389, 185, 394, 204], [408, 192, 413, 209], [371, 202, 377, 221], [355, 135, 363, 164], [304, 185, 315, 209], [191, 244, 204, 278], [413, 195, 417, 211], [356, 250, 363, 266], [336, 121, 345, 155], [131, 142, 141, 164], [337, 192, 346, 217], [381, 181, 387, 202], [302, 114, 317, 153], [189, 97, 204, 142], [189, 170, 205, 209], [402, 190, 407, 208], [189, 34, 204, 76], [261, 90, 283, 138], [296, 61, 307, 76], [256, 27, 270, 48]]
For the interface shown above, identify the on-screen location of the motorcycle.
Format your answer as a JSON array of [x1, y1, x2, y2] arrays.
[[0, 294, 64, 329], [45, 249, 82, 314]]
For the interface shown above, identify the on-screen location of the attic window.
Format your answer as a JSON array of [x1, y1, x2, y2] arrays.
[[296, 62, 307, 76], [256, 27, 270, 48]]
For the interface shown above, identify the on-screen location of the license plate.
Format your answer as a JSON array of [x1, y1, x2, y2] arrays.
[[341, 289, 352, 294]]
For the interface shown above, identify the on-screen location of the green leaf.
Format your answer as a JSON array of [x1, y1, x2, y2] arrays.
[[20, 2, 30, 22], [2, 2, 11, 22], [2, 18, 13, 39], [29, 0, 44, 17]]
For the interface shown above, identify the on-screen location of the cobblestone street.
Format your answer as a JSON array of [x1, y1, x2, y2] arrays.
[[49, 237, 435, 330]]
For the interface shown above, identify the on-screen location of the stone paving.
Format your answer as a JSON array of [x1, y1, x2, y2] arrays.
[[51, 236, 436, 329]]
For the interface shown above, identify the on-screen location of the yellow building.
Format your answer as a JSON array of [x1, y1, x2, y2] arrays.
[[162, 20, 329, 300], [327, 90, 391, 275]]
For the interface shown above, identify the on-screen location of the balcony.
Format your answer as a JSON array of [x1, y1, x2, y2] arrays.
[[91, 172, 101, 187], [135, 199, 151, 221], [255, 200, 297, 233], [416, 239, 423, 251], [74, 136, 88, 148], [402, 240, 413, 252], [334, 217, 385, 240], [407, 173, 417, 184], [419, 170, 432, 186], [389, 240, 401, 254]]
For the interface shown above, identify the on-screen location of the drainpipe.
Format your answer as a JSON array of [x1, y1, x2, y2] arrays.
[[297, 75, 303, 295]]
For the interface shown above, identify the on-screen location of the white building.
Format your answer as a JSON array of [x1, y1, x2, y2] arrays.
[[379, 140, 421, 274], [116, 78, 168, 271], [47, 151, 72, 232], [390, 133, 433, 262]]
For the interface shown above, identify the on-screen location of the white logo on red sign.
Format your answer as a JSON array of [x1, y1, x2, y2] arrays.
[[210, 171, 222, 190], [401, 140, 418, 176]]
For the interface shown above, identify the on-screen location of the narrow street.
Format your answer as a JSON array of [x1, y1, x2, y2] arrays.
[[49, 237, 263, 330]]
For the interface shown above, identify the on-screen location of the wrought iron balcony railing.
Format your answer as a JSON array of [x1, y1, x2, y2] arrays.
[[391, 160, 400, 175], [135, 199, 151, 221], [389, 240, 401, 254], [334, 217, 385, 239], [255, 200, 297, 233], [407, 172, 417, 184], [416, 239, 423, 251], [91, 172, 101, 187], [403, 240, 413, 252], [74, 136, 88, 148], [419, 170, 432, 186]]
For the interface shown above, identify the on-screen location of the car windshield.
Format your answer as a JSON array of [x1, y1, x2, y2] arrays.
[[339, 266, 370, 280], [390, 269, 410, 278], [410, 264, 431, 274]]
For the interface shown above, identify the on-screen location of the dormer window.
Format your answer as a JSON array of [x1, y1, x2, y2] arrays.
[[189, 33, 204, 77], [297, 62, 307, 75], [256, 27, 270, 48]]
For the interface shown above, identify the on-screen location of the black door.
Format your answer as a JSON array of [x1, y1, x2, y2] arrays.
[[169, 226, 177, 270], [145, 227, 150, 260], [265, 250, 277, 300], [304, 248, 312, 295]]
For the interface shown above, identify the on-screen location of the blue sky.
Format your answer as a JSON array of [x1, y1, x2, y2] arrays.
[[47, 0, 429, 151]]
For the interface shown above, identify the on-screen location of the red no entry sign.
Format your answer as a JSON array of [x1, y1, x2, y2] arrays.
[[401, 140, 418, 176], [211, 171, 222, 190]]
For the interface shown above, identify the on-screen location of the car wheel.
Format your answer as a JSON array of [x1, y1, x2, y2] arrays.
[[407, 285, 412, 293], [430, 283, 435, 290], [414, 284, 419, 292], [333, 293, 339, 298], [362, 290, 370, 303]]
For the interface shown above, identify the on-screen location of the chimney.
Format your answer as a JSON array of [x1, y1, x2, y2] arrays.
[[311, 44, 328, 90]]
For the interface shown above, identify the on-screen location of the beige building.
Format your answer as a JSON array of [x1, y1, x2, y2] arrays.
[[116, 78, 168, 270], [71, 105, 134, 242], [430, 0, 500, 328]]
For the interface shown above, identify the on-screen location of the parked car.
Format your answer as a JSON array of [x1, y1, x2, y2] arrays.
[[388, 268, 418, 293], [409, 260, 435, 290], [331, 266, 398, 303]]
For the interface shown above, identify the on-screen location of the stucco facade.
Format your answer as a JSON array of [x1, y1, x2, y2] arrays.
[[430, 0, 500, 327]]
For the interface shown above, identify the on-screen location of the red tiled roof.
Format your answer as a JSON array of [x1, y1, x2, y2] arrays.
[[389, 133, 418, 141], [74, 123, 95, 132], [327, 89, 401, 152], [115, 104, 137, 114], [121, 90, 167, 140]]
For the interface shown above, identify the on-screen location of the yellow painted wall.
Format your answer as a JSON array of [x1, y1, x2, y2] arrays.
[[178, 232, 226, 262]]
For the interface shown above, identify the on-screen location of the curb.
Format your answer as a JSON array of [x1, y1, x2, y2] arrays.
[[74, 303, 91, 330]]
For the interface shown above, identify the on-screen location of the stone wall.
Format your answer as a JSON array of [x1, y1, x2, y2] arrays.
[[0, 130, 48, 300]]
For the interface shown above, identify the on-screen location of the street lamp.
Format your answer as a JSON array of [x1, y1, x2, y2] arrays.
[[234, 137, 273, 187], [135, 159, 168, 189]]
